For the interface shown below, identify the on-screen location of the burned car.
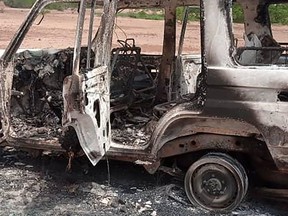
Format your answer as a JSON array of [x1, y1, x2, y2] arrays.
[[1, 0, 288, 212]]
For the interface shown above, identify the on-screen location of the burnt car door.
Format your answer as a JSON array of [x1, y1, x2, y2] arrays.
[[62, 0, 117, 165]]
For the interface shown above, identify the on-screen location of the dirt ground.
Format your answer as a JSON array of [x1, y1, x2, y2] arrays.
[[0, 7, 287, 54], [1, 7, 288, 216], [0, 7, 183, 53], [0, 147, 287, 216]]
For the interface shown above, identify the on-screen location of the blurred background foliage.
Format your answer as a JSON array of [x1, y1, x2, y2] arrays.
[[2, 0, 288, 24]]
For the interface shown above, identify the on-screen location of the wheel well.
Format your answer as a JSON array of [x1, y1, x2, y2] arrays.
[[152, 116, 262, 155], [157, 133, 277, 180], [158, 133, 274, 164], [162, 148, 277, 188], [163, 150, 251, 170]]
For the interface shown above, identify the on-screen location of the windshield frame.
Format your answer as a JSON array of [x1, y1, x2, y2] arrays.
[[0, 0, 81, 63]]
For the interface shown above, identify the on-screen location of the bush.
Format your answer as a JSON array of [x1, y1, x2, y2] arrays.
[[269, 4, 288, 24], [233, 4, 244, 23], [176, 7, 200, 22], [4, 0, 288, 25], [3, 0, 76, 11], [232, 3, 288, 24], [4, 0, 36, 8], [118, 9, 164, 20]]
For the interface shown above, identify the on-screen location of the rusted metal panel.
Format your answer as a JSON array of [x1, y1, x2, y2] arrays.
[[4, 137, 65, 152], [86, 0, 97, 69], [157, 133, 269, 158], [150, 112, 260, 157], [156, 3, 177, 102], [92, 0, 117, 67], [72, 0, 87, 76], [107, 146, 155, 162], [254, 188, 288, 200]]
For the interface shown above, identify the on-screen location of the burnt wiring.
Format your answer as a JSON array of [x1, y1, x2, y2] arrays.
[[104, 143, 111, 186], [36, 13, 45, 25], [113, 12, 128, 42]]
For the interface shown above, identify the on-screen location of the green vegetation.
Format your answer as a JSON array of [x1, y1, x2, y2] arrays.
[[117, 7, 200, 21], [232, 3, 244, 23], [4, 0, 35, 8], [117, 7, 200, 22], [269, 4, 288, 24], [117, 10, 164, 20], [3, 0, 77, 11], [176, 7, 200, 21], [233, 3, 288, 24], [3, 0, 288, 24]]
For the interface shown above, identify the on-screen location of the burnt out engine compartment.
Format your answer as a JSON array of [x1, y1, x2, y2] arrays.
[[11, 49, 73, 139], [10, 43, 163, 147]]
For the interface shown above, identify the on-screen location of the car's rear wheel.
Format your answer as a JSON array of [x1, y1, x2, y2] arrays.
[[184, 153, 248, 211]]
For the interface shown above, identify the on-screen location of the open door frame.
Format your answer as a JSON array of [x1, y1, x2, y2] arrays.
[[62, 0, 117, 165]]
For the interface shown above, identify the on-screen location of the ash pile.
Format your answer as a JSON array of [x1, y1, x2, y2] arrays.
[[10, 49, 74, 139], [110, 40, 161, 146]]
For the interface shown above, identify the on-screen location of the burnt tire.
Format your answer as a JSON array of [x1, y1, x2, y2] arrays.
[[184, 153, 248, 212]]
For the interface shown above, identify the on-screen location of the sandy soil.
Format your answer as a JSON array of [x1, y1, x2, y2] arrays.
[[0, 8, 199, 54], [0, 8, 287, 54], [0, 8, 242, 54], [0, 8, 184, 53]]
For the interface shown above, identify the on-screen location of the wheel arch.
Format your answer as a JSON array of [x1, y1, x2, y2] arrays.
[[150, 113, 264, 157], [156, 133, 272, 160]]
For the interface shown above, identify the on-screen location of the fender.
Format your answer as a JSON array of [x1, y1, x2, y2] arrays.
[[149, 106, 261, 157]]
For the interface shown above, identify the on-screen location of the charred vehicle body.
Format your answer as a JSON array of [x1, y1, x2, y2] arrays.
[[1, 0, 288, 212]]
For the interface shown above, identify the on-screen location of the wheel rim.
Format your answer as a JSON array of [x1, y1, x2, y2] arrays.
[[184, 153, 248, 211]]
